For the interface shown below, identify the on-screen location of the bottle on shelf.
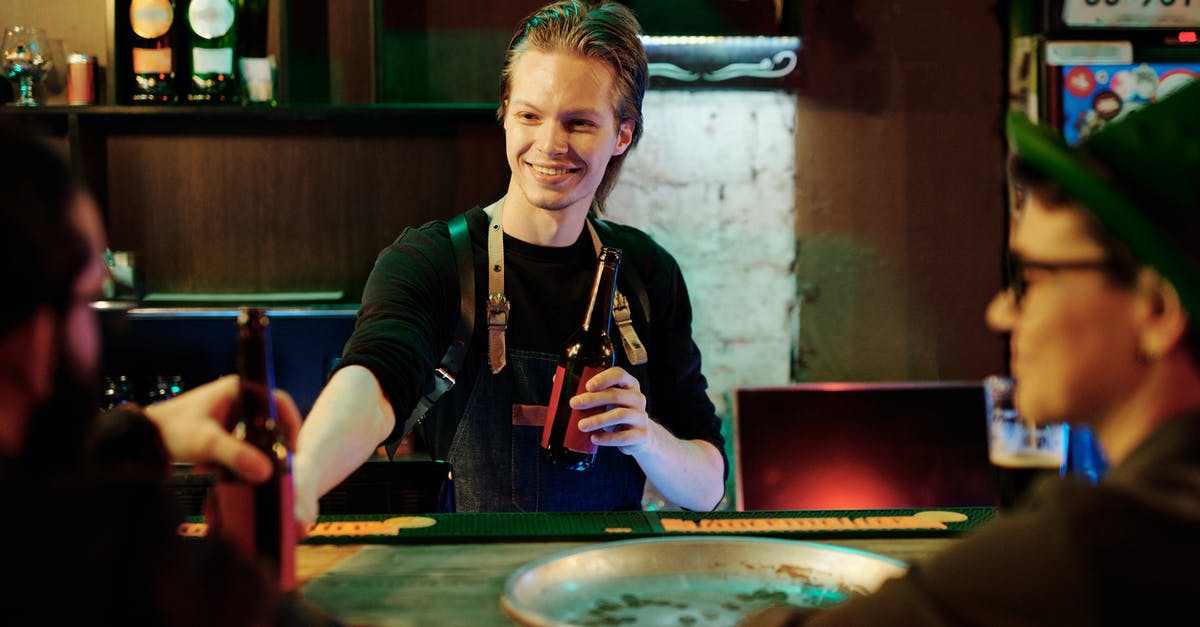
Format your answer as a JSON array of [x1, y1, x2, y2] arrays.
[[168, 374, 186, 398], [145, 374, 186, 404], [237, 0, 275, 105], [145, 375, 168, 405], [102, 374, 136, 410], [540, 247, 622, 472], [185, 0, 239, 103], [208, 307, 296, 592], [128, 0, 179, 103]]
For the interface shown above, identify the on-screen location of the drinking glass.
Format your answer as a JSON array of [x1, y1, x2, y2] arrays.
[[982, 375, 1068, 511], [2, 26, 53, 106]]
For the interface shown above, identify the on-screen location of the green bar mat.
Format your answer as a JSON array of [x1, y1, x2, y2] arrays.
[[293, 508, 994, 544], [654, 507, 995, 539], [180, 508, 996, 545], [300, 511, 661, 545]]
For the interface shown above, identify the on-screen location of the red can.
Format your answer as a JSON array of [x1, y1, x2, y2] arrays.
[[67, 53, 97, 105]]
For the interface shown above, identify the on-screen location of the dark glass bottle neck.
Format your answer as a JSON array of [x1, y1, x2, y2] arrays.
[[237, 307, 278, 424], [582, 256, 619, 334]]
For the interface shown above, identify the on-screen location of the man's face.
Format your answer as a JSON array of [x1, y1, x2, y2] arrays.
[[64, 192, 107, 381], [985, 196, 1141, 427], [502, 49, 634, 216], [8, 192, 109, 471]]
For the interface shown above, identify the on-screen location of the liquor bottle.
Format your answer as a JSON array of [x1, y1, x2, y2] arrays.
[[186, 0, 238, 103], [128, 0, 178, 103], [145, 374, 186, 404], [145, 375, 171, 404], [209, 307, 296, 592], [236, 0, 276, 105], [541, 247, 622, 471], [102, 374, 136, 410]]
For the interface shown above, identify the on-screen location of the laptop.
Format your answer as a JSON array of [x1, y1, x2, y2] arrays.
[[734, 381, 995, 511]]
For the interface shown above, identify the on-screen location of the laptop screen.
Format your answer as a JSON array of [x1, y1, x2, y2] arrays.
[[734, 382, 995, 511]]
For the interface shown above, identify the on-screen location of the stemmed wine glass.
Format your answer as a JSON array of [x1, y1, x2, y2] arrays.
[[2, 26, 53, 106]]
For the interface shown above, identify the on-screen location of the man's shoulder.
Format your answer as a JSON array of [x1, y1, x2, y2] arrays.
[[389, 205, 488, 252], [592, 216, 673, 262]]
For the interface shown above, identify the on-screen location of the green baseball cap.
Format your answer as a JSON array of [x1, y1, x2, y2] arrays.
[[1006, 79, 1200, 319]]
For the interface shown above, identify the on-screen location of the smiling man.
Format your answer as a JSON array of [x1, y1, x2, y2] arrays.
[[293, 1, 726, 518]]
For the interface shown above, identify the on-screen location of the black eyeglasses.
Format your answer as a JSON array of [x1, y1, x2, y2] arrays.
[[1005, 254, 1119, 307]]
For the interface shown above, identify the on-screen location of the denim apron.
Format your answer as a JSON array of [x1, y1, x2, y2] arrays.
[[445, 349, 645, 512]]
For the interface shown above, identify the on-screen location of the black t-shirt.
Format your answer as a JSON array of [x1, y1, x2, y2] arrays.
[[338, 204, 727, 473]]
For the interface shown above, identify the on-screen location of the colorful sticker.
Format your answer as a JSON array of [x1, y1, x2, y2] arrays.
[[1060, 62, 1200, 144]]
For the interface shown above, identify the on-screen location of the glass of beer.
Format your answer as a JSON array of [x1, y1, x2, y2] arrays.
[[982, 375, 1067, 512]]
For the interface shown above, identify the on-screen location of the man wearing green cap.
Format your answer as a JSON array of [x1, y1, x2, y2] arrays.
[[744, 81, 1200, 626]]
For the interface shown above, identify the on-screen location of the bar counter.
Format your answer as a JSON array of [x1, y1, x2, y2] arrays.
[[277, 508, 993, 626]]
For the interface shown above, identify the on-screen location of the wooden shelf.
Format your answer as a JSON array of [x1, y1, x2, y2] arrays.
[[17, 99, 508, 306], [91, 302, 359, 319], [0, 103, 500, 135]]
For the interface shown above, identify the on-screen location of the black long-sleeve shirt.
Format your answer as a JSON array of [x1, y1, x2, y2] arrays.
[[338, 204, 727, 473]]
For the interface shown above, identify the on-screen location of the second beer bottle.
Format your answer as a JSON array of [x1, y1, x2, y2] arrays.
[[541, 246, 622, 471], [210, 307, 296, 593]]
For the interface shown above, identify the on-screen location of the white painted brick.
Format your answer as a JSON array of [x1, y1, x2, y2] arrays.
[[609, 90, 797, 397]]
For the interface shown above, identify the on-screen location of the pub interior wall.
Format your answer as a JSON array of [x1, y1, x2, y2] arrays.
[[790, 0, 1009, 383], [5, 0, 1011, 508]]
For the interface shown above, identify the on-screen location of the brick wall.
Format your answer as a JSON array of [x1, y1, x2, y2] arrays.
[[609, 89, 798, 509]]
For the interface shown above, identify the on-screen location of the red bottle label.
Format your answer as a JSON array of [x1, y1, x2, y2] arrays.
[[212, 481, 255, 558], [278, 475, 296, 592], [210, 472, 297, 592], [542, 365, 604, 454]]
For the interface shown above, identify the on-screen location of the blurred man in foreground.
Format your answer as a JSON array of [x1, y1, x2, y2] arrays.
[[745, 80, 1200, 626], [0, 123, 337, 626]]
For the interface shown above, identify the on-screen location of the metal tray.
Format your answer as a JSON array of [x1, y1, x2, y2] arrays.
[[501, 536, 907, 626]]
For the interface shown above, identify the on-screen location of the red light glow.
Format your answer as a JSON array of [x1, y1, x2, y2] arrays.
[[768, 460, 901, 510], [1180, 31, 1198, 44]]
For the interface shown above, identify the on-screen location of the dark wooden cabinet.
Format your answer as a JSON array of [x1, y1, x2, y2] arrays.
[[5, 104, 508, 304], [4, 103, 508, 413]]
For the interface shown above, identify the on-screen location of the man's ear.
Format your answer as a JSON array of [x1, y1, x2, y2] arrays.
[[1134, 268, 1189, 362], [612, 119, 636, 156], [0, 306, 57, 403]]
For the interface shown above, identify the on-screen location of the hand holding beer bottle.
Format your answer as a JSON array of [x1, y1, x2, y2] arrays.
[[209, 307, 297, 593], [541, 247, 622, 471]]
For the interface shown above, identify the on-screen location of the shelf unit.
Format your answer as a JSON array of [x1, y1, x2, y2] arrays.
[[3, 103, 508, 307], [4, 103, 506, 411], [94, 302, 359, 414]]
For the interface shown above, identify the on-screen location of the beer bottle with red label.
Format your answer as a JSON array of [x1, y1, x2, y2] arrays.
[[541, 247, 622, 471]]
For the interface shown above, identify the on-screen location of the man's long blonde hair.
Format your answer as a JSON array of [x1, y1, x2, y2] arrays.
[[497, 1, 648, 213]]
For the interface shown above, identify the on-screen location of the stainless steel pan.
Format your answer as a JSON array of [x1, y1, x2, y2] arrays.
[[502, 536, 907, 626]]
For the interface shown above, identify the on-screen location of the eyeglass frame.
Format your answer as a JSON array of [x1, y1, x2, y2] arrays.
[[1004, 253, 1135, 308]]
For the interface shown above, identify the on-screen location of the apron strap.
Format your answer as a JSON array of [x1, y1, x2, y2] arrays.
[[486, 199, 650, 374], [585, 218, 648, 366], [485, 199, 509, 373]]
